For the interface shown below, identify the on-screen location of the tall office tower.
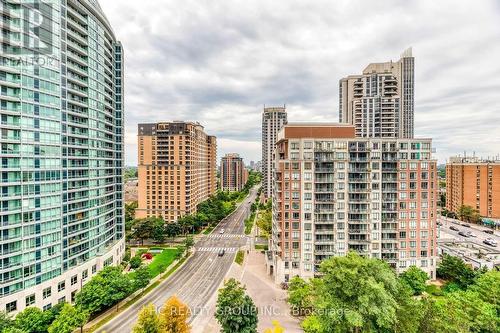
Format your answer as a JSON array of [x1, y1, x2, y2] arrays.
[[446, 156, 500, 219], [267, 124, 437, 284], [0, 0, 124, 313], [262, 106, 287, 199], [339, 48, 415, 138], [220, 153, 248, 192], [136, 122, 217, 222]]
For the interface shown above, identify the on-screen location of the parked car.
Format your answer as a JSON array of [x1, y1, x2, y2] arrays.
[[218, 249, 225, 256], [458, 231, 471, 238], [450, 226, 460, 231], [483, 238, 498, 247], [483, 229, 494, 235], [461, 223, 471, 228]]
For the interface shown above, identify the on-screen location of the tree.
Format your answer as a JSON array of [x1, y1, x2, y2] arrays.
[[300, 252, 403, 333], [15, 307, 52, 333], [130, 255, 143, 269], [159, 295, 191, 333], [184, 236, 194, 253], [215, 278, 258, 333], [125, 202, 138, 230], [458, 205, 480, 223], [165, 223, 182, 240], [287, 276, 313, 315], [76, 266, 133, 315], [133, 303, 161, 333], [48, 304, 88, 333], [151, 217, 167, 243], [0, 312, 15, 332], [132, 218, 154, 245], [133, 266, 152, 290], [264, 320, 284, 333], [3, 328, 28, 333], [399, 266, 428, 295], [437, 254, 478, 289]]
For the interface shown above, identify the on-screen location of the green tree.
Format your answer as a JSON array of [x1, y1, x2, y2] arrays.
[[133, 265, 152, 290], [133, 303, 161, 333], [0, 312, 15, 332], [125, 202, 138, 230], [15, 307, 52, 333], [215, 278, 258, 333], [132, 218, 154, 245], [287, 276, 313, 315], [301, 252, 401, 333], [399, 266, 428, 295], [130, 255, 143, 269], [184, 236, 194, 253], [3, 328, 28, 333], [151, 217, 166, 243], [458, 205, 480, 223], [48, 304, 88, 333], [469, 270, 500, 315], [165, 223, 182, 240], [75, 266, 133, 315], [437, 254, 478, 289]]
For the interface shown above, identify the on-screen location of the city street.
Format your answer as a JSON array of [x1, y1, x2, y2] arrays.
[[438, 216, 499, 247], [96, 188, 258, 332]]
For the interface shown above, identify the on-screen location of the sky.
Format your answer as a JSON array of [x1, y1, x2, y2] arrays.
[[98, 0, 500, 166]]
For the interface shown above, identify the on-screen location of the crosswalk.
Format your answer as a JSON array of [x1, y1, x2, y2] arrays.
[[196, 247, 238, 253], [206, 234, 246, 239]]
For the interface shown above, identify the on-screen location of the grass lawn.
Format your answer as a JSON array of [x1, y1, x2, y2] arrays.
[[148, 248, 180, 278], [244, 212, 256, 235], [425, 284, 444, 297], [235, 250, 244, 265], [254, 244, 268, 251]]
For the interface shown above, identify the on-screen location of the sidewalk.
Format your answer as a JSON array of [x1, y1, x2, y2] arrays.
[[196, 251, 301, 333]]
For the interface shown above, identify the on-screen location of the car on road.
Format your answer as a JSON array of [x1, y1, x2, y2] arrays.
[[218, 249, 225, 256], [483, 238, 498, 247], [450, 226, 460, 231], [220, 228, 225, 234], [483, 229, 494, 235], [458, 231, 471, 238], [461, 223, 471, 228]]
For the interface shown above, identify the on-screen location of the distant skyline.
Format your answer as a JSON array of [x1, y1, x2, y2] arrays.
[[99, 0, 500, 166]]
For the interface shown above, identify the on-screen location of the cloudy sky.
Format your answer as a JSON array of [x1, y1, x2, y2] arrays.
[[99, 0, 500, 166]]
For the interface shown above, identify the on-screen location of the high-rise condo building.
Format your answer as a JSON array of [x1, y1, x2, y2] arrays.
[[267, 123, 437, 284], [446, 156, 500, 219], [339, 48, 415, 139], [262, 106, 287, 199], [220, 153, 248, 192], [137, 122, 217, 222], [0, 0, 124, 313]]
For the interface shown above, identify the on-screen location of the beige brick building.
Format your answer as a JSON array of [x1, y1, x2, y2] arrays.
[[339, 48, 414, 139], [268, 123, 438, 283], [220, 153, 248, 192], [446, 156, 500, 219], [136, 122, 217, 221]]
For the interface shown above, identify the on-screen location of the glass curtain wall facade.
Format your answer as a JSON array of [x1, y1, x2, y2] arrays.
[[0, 0, 124, 313]]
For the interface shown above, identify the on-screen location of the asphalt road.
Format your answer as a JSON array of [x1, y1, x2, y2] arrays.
[[438, 216, 499, 248], [97, 188, 258, 332]]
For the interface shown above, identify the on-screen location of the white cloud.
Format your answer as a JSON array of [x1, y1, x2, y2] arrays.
[[99, 0, 500, 165]]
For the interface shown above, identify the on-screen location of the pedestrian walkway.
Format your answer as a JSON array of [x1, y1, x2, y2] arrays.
[[196, 247, 238, 253], [206, 234, 246, 239]]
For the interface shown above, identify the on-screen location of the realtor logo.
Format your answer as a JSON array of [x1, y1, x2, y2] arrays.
[[1, 0, 54, 56]]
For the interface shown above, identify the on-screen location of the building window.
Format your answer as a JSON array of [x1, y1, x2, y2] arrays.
[[71, 275, 78, 286], [58, 281, 66, 292], [26, 294, 35, 307], [43, 287, 52, 299], [6, 301, 17, 313], [43, 304, 52, 311], [82, 269, 88, 281]]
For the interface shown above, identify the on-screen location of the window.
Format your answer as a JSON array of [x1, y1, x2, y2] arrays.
[[26, 294, 35, 307], [71, 275, 78, 286], [43, 304, 52, 311], [58, 281, 65, 292], [6, 301, 17, 313], [43, 287, 52, 299]]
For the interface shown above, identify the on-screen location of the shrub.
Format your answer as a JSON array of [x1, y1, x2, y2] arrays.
[[130, 256, 142, 269]]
